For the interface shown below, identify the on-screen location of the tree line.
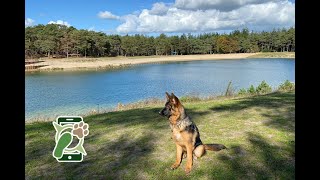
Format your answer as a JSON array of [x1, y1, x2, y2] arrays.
[[25, 24, 295, 59]]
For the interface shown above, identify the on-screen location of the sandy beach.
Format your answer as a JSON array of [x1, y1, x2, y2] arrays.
[[25, 52, 295, 72]]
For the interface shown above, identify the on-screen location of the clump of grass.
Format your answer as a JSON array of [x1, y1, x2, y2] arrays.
[[180, 95, 202, 102], [256, 80, 272, 95], [278, 80, 295, 91], [237, 84, 256, 96], [116, 98, 163, 111], [238, 88, 247, 96], [225, 81, 235, 97], [26, 116, 53, 123], [237, 80, 294, 96], [248, 85, 256, 94]]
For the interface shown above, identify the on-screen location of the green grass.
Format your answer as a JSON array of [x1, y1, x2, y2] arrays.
[[26, 91, 295, 179], [248, 52, 295, 58]]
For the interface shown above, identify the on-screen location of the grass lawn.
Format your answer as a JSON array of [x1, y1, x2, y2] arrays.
[[25, 91, 295, 179]]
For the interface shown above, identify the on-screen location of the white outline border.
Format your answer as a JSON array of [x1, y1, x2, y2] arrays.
[[53, 115, 85, 162]]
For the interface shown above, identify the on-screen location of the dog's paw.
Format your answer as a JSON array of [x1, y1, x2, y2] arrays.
[[184, 167, 191, 175], [170, 163, 180, 170]]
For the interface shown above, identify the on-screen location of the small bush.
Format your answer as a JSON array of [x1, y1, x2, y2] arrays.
[[238, 88, 247, 95], [256, 80, 272, 94], [247, 85, 256, 94], [278, 80, 295, 91]]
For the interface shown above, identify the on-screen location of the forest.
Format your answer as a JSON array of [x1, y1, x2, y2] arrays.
[[25, 24, 295, 59]]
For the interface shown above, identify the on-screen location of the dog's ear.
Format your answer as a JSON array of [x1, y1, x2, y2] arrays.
[[165, 92, 171, 100], [171, 93, 179, 105]]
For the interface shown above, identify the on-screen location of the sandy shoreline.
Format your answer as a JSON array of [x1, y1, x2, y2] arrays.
[[25, 52, 294, 72]]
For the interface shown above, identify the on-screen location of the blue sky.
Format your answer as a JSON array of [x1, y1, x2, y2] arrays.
[[26, 0, 173, 32], [26, 0, 295, 35]]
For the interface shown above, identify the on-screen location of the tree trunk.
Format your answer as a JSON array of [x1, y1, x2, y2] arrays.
[[65, 42, 69, 58], [85, 49, 87, 58]]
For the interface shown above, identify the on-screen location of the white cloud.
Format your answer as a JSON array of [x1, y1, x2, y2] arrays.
[[98, 11, 120, 19], [48, 20, 71, 27], [117, 15, 139, 33], [174, 0, 279, 11], [25, 18, 35, 27], [116, 0, 294, 34], [149, 2, 169, 15]]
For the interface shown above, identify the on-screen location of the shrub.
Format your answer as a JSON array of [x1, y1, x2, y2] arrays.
[[278, 80, 295, 91], [247, 85, 256, 94], [238, 88, 247, 95], [256, 80, 272, 94]]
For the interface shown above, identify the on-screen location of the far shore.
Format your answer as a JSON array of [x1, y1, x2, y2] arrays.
[[25, 52, 295, 72]]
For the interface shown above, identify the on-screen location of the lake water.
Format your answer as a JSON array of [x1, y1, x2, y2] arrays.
[[25, 58, 295, 121]]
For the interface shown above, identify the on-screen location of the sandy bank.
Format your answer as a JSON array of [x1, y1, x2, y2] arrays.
[[25, 52, 294, 72]]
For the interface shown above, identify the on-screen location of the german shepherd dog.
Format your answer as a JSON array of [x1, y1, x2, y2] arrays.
[[159, 92, 226, 174]]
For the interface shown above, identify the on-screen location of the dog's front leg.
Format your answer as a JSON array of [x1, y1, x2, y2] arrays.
[[171, 144, 183, 170], [185, 143, 193, 174]]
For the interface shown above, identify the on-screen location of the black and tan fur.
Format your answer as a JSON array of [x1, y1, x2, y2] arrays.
[[159, 92, 226, 174]]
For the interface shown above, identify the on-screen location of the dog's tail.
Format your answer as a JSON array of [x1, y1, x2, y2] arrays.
[[204, 144, 227, 151]]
